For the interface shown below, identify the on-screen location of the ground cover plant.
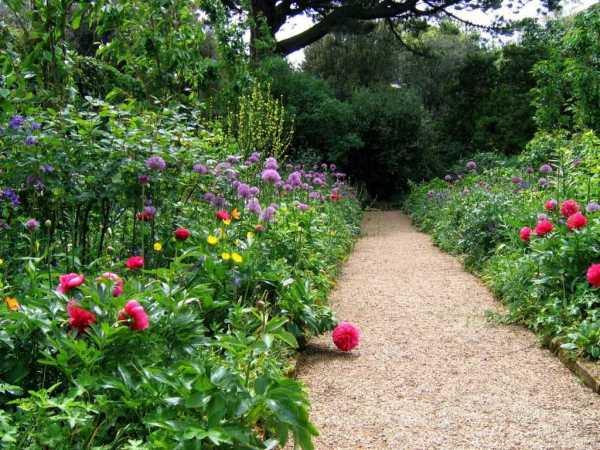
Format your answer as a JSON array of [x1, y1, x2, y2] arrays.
[[406, 131, 600, 359], [0, 104, 361, 449]]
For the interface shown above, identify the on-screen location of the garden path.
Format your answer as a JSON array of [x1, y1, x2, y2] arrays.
[[293, 210, 600, 450]]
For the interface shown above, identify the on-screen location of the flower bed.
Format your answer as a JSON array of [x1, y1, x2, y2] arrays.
[[406, 131, 600, 360], [0, 104, 362, 449]]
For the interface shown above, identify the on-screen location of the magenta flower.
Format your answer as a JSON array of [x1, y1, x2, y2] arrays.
[[261, 169, 281, 184], [145, 156, 166, 171]]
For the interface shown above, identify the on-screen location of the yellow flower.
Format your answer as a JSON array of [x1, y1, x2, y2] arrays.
[[0, 258, 4, 267], [153, 242, 162, 252], [4, 296, 19, 311], [221, 252, 231, 261], [231, 253, 243, 264], [207, 235, 219, 245], [246, 232, 255, 240], [223, 219, 231, 226], [232, 208, 241, 220]]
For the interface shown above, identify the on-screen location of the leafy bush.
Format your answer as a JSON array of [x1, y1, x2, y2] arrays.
[[406, 131, 600, 358], [0, 103, 362, 448]]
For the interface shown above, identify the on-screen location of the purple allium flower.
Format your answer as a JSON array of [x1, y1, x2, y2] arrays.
[[261, 169, 281, 184], [572, 158, 582, 167], [519, 181, 530, 189], [260, 205, 277, 222], [312, 177, 325, 186], [213, 196, 227, 208], [24, 136, 37, 145], [0, 188, 20, 207], [539, 164, 552, 174], [24, 218, 40, 231], [41, 164, 54, 174], [237, 183, 251, 199], [526, 166, 534, 174], [215, 162, 232, 173], [297, 203, 310, 211], [193, 163, 208, 174], [335, 172, 346, 179], [145, 156, 166, 171], [31, 121, 41, 131], [203, 192, 215, 203], [227, 155, 240, 164], [246, 197, 262, 215], [26, 175, 45, 191], [539, 178, 549, 188], [283, 184, 293, 192], [249, 186, 260, 197], [330, 163, 337, 171], [143, 206, 157, 218], [138, 175, 150, 185], [511, 176, 522, 184], [264, 157, 278, 170], [321, 163, 328, 170], [247, 152, 260, 164], [309, 191, 322, 201], [466, 160, 477, 171], [444, 174, 452, 182], [586, 201, 600, 213], [287, 171, 302, 187], [301, 183, 311, 190], [8, 115, 25, 129]]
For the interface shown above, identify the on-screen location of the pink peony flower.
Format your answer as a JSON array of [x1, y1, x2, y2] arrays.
[[561, 199, 580, 218], [67, 301, 96, 333], [567, 212, 587, 230], [57, 273, 85, 294], [587, 264, 600, 288], [126, 256, 144, 270], [216, 210, 230, 221], [332, 322, 360, 352], [544, 199, 558, 211], [519, 226, 532, 242], [174, 227, 191, 241], [118, 300, 149, 330], [97, 272, 124, 297], [535, 219, 554, 236]]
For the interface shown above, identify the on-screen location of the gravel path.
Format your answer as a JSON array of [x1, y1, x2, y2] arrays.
[[293, 210, 600, 450]]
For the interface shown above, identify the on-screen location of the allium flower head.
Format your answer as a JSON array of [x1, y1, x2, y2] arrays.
[[145, 156, 166, 171], [587, 264, 600, 288], [567, 212, 587, 230], [287, 171, 303, 187], [41, 164, 54, 174], [444, 174, 453, 182], [118, 300, 149, 331], [24, 218, 40, 231], [31, 121, 41, 131], [138, 175, 150, 185], [466, 160, 477, 171], [297, 203, 310, 211], [332, 322, 360, 352], [25, 136, 37, 145], [539, 164, 553, 174], [246, 197, 261, 215], [526, 167, 534, 174], [237, 183, 251, 199], [261, 169, 281, 184], [511, 176, 522, 184], [57, 273, 85, 294], [259, 205, 277, 223], [560, 199, 580, 218], [193, 163, 208, 174], [67, 301, 96, 334], [586, 201, 600, 213], [264, 157, 278, 170], [8, 115, 25, 129], [1, 188, 20, 207]]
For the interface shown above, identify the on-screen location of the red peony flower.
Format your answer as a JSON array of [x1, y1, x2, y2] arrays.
[[519, 226, 532, 242], [332, 322, 360, 352], [57, 273, 85, 294], [174, 227, 191, 241], [67, 301, 96, 333], [588, 264, 600, 288], [535, 219, 554, 236], [544, 199, 558, 211], [561, 199, 580, 217], [118, 300, 149, 331], [126, 256, 144, 270], [216, 210, 230, 221], [567, 212, 587, 230]]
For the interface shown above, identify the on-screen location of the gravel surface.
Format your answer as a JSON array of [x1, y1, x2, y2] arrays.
[[292, 210, 600, 450]]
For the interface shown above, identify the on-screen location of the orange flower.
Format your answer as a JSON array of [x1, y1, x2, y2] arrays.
[[5, 296, 19, 311], [232, 208, 241, 220]]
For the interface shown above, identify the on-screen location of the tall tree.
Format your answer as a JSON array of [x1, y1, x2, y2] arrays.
[[221, 0, 561, 56]]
